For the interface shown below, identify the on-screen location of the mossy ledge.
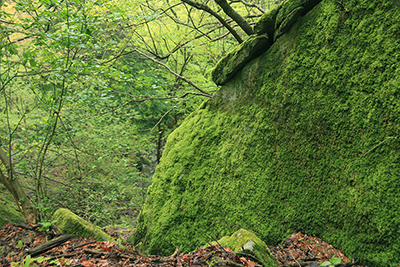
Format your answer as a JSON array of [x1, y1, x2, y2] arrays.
[[132, 0, 400, 266], [212, 0, 322, 85]]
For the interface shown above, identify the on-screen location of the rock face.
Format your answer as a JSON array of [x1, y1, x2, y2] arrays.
[[132, 0, 400, 266], [53, 208, 112, 241]]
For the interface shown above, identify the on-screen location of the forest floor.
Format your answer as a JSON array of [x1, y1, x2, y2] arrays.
[[0, 223, 367, 267]]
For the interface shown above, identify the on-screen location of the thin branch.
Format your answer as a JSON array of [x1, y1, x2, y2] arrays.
[[148, 95, 196, 137], [230, 0, 265, 13], [125, 2, 184, 29], [63, 89, 214, 124], [129, 45, 213, 97], [215, 0, 254, 35], [348, 135, 399, 167], [111, 90, 212, 99], [181, 0, 243, 43]]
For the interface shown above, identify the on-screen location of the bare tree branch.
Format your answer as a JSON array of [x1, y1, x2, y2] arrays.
[[230, 0, 266, 13], [129, 44, 213, 97], [111, 90, 213, 100], [181, 0, 243, 43], [215, 0, 254, 35], [125, 2, 184, 28], [148, 95, 197, 137]]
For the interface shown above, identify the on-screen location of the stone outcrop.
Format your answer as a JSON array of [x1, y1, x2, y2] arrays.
[[132, 0, 400, 266]]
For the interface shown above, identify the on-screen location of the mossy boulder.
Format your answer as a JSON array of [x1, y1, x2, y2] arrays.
[[211, 34, 271, 85], [0, 187, 24, 227], [52, 208, 111, 241], [216, 229, 279, 267], [132, 0, 400, 266]]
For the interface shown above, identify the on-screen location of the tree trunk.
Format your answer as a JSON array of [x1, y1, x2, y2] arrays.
[[0, 148, 38, 223]]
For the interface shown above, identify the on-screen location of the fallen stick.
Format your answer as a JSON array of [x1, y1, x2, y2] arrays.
[[24, 234, 75, 257]]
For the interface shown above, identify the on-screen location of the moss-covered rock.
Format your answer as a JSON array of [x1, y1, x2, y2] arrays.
[[213, 0, 321, 85], [274, 6, 305, 41], [216, 229, 279, 267], [275, 0, 321, 29], [253, 6, 280, 37], [52, 208, 111, 241], [132, 0, 400, 266], [211, 34, 271, 85], [0, 186, 24, 227]]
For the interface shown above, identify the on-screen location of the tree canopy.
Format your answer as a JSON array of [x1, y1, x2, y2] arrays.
[[1, 0, 281, 225]]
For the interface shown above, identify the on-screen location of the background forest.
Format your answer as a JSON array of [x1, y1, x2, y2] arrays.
[[0, 0, 282, 227]]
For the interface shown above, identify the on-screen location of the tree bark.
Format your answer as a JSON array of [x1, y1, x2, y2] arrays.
[[0, 147, 38, 223], [24, 234, 75, 257], [181, 0, 244, 43], [214, 0, 255, 35]]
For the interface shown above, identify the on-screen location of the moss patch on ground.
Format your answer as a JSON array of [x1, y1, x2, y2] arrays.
[[132, 0, 400, 266]]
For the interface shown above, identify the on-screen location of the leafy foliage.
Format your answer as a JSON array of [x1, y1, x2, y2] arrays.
[[321, 256, 342, 267], [0, 0, 180, 226], [1, 0, 282, 229]]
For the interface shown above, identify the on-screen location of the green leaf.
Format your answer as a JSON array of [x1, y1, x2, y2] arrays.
[[35, 256, 51, 263], [8, 46, 17, 55], [331, 256, 342, 265], [29, 59, 36, 67], [18, 240, 23, 249], [320, 261, 333, 267]]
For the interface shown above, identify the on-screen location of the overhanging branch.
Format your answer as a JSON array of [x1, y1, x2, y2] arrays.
[[214, 0, 254, 35], [181, 0, 243, 43], [129, 45, 213, 97]]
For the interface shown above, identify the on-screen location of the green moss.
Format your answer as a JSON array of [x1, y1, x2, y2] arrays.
[[53, 208, 111, 241], [253, 6, 280, 37], [0, 186, 24, 227], [276, 0, 321, 28], [274, 6, 304, 41], [216, 229, 279, 267], [133, 0, 400, 266], [211, 34, 271, 85]]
